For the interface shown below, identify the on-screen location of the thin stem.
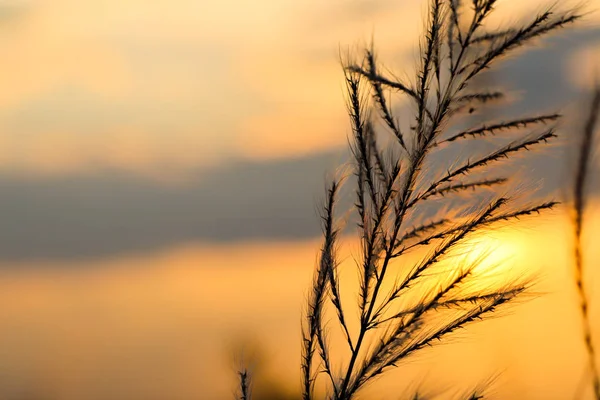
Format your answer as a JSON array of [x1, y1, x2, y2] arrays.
[[573, 86, 600, 400], [238, 369, 251, 400]]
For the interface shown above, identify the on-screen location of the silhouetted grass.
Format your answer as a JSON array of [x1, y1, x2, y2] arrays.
[[235, 1, 583, 399], [237, 368, 252, 400], [572, 84, 600, 400], [300, 1, 579, 399]]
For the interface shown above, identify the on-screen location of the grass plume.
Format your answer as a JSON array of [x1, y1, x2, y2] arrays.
[[572, 83, 600, 400], [300, 1, 579, 399], [237, 368, 252, 400]]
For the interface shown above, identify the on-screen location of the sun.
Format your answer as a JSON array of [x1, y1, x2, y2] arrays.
[[455, 227, 530, 280]]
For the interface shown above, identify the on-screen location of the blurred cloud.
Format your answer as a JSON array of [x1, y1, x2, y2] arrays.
[[0, 151, 341, 261], [0, 214, 598, 399], [0, 0, 596, 177], [0, 0, 29, 22], [0, 1, 598, 261], [0, 1, 599, 398], [0, 26, 598, 261]]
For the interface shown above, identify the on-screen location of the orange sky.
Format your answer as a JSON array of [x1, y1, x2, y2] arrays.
[[0, 1, 599, 399], [0, 0, 597, 177], [0, 208, 598, 399]]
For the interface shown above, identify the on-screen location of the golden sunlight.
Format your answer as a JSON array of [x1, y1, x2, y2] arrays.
[[0, 208, 595, 399], [0, 0, 599, 399]]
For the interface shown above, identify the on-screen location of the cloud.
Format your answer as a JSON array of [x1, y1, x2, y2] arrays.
[[0, 79, 250, 177], [0, 0, 597, 178], [0, 0, 264, 176], [0, 1, 599, 263], [0, 150, 342, 261]]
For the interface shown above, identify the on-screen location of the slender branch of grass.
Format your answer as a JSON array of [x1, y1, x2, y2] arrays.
[[371, 285, 527, 329], [394, 201, 558, 257], [302, 180, 341, 400], [412, 128, 557, 207], [448, 0, 462, 66], [573, 85, 600, 400], [471, 28, 518, 44], [353, 268, 477, 393], [419, 177, 507, 202], [437, 113, 560, 146], [399, 218, 451, 242], [461, 9, 580, 80], [354, 287, 523, 394], [366, 50, 407, 149], [416, 0, 442, 141], [454, 91, 504, 106], [347, 64, 418, 100], [237, 369, 251, 400], [298, 1, 578, 398], [379, 198, 507, 314]]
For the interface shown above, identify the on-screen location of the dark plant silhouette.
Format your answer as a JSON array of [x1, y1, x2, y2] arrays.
[[572, 84, 600, 400], [237, 368, 252, 400], [235, 1, 582, 399], [299, 1, 579, 399]]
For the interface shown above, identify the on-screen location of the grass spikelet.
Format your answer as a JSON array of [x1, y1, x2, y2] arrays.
[[572, 84, 600, 400], [295, 1, 580, 399], [237, 368, 252, 400]]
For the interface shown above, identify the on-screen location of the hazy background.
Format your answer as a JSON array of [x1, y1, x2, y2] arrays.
[[0, 0, 599, 399]]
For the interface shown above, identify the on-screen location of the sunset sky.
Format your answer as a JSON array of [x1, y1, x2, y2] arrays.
[[0, 0, 599, 399], [0, 0, 597, 177]]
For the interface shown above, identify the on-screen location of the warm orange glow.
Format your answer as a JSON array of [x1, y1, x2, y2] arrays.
[[0, 208, 597, 398], [0, 0, 596, 177], [0, 0, 598, 398]]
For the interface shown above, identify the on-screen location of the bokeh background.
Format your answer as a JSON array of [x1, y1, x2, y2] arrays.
[[0, 0, 599, 398]]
